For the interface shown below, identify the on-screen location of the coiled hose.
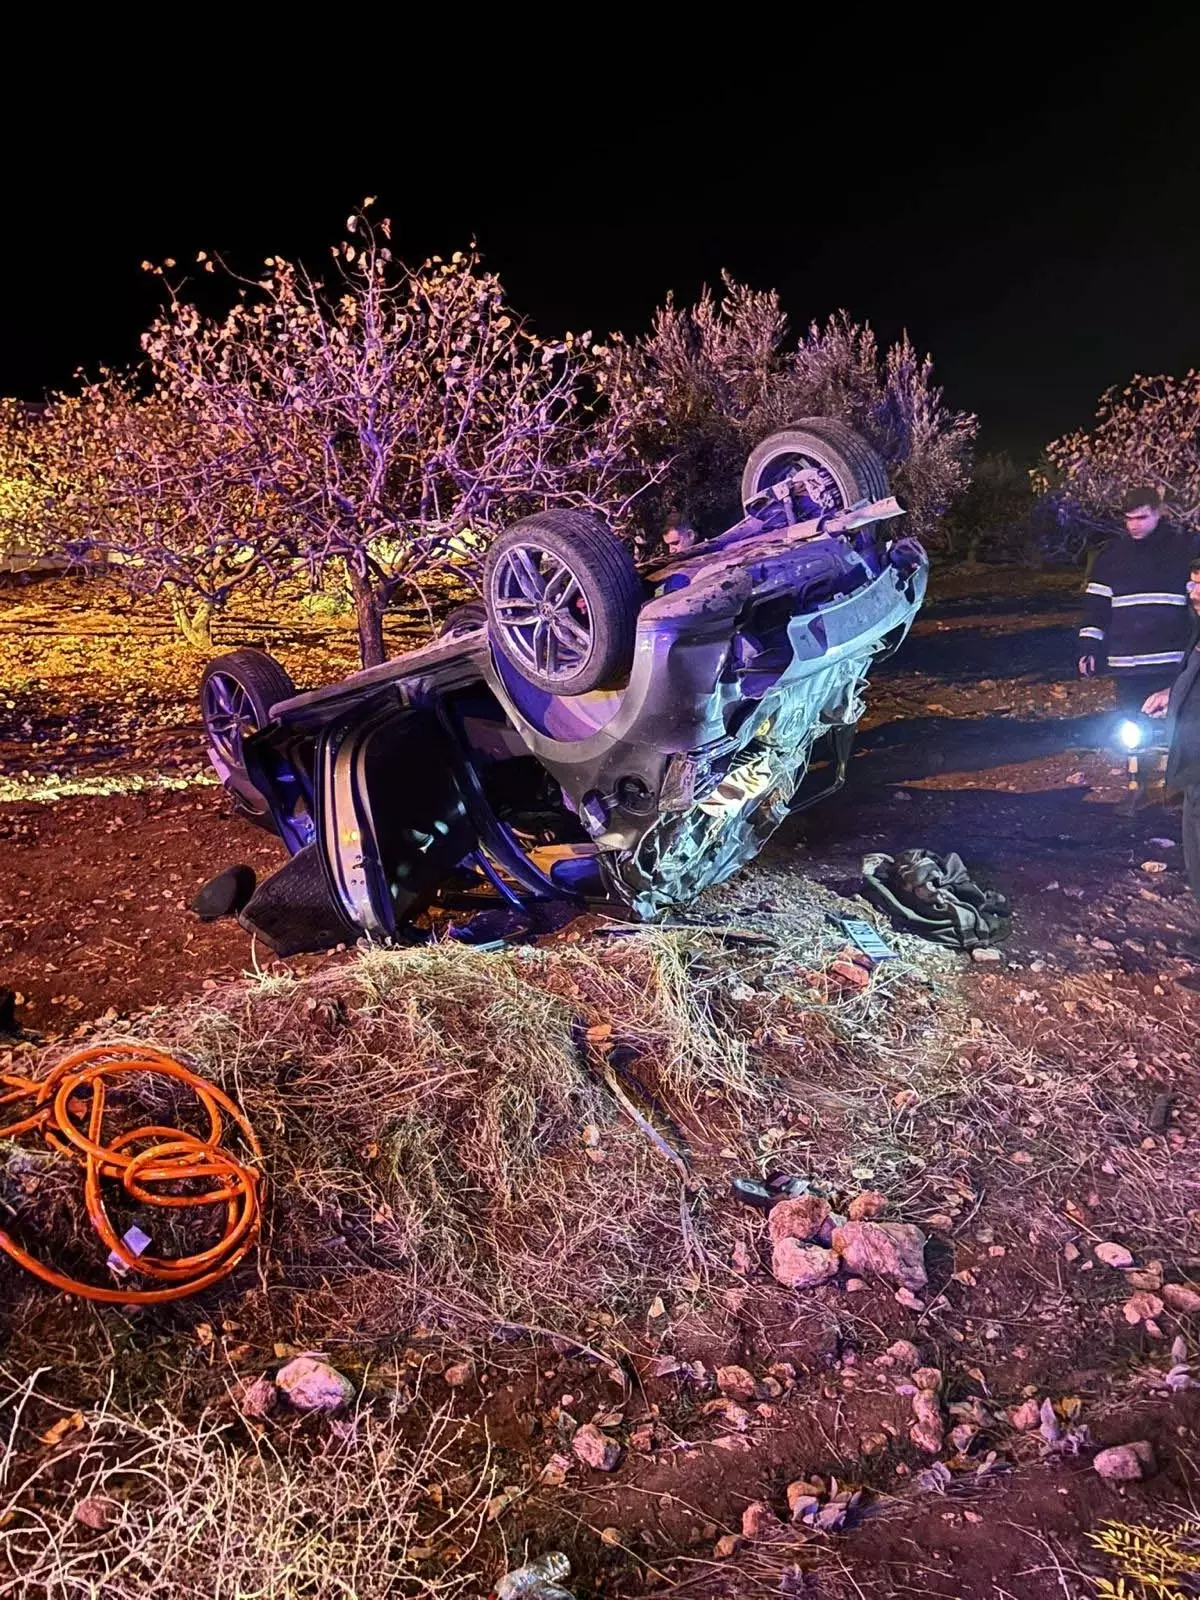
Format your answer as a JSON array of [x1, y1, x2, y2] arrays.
[[0, 1043, 263, 1304]]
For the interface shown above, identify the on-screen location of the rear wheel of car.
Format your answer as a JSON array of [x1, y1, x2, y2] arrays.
[[484, 510, 642, 694], [741, 418, 890, 515], [439, 601, 488, 639], [200, 648, 296, 828]]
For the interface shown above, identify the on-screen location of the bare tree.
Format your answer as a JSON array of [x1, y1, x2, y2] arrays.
[[1041, 370, 1200, 535], [140, 209, 661, 667], [51, 376, 294, 647]]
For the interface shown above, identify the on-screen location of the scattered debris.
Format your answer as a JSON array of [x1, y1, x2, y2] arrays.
[[713, 1534, 743, 1560], [495, 1552, 575, 1599], [443, 1361, 474, 1387]]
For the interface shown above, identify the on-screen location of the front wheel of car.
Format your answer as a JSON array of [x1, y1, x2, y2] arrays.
[[200, 648, 296, 829], [484, 510, 643, 695]]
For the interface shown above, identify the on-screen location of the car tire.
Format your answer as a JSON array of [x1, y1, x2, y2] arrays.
[[741, 418, 890, 514], [439, 601, 488, 639], [484, 510, 642, 694], [200, 648, 296, 828]]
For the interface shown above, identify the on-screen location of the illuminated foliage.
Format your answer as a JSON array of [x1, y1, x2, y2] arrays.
[[1042, 371, 1200, 537], [137, 206, 660, 666], [630, 276, 977, 542]]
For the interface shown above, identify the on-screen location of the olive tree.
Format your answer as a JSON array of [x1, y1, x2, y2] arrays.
[[140, 208, 660, 667], [630, 275, 977, 544]]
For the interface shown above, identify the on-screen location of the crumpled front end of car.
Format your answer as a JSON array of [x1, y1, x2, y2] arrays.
[[486, 530, 927, 920]]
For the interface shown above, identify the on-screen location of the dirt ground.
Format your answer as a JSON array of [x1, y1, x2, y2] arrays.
[[3, 566, 1200, 1600]]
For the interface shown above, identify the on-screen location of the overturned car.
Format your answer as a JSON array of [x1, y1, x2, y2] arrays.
[[199, 421, 927, 954]]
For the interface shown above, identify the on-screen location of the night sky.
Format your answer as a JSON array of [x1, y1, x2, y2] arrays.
[[5, 18, 1197, 462]]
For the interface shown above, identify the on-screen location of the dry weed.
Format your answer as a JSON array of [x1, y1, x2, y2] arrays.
[[0, 1365, 493, 1599]]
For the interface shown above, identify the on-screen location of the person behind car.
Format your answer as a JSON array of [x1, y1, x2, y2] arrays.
[[663, 520, 700, 556], [1143, 554, 1200, 916], [1078, 487, 1200, 717]]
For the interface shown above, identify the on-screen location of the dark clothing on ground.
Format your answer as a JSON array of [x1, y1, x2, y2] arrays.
[[1079, 522, 1200, 682], [1166, 641, 1200, 900]]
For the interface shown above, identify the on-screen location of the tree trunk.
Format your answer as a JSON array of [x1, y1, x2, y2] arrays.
[[348, 564, 386, 668], [169, 591, 214, 651]]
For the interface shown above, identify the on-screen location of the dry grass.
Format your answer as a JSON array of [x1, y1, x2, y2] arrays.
[[123, 935, 760, 1337], [0, 1365, 494, 1600]]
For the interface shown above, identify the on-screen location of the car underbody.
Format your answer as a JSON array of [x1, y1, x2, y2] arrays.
[[199, 420, 928, 954]]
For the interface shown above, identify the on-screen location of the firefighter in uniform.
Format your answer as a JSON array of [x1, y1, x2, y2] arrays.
[[1078, 487, 1200, 811]]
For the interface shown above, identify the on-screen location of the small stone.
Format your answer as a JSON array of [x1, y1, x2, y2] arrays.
[[572, 1422, 622, 1472], [1124, 1292, 1165, 1325], [238, 1374, 278, 1419], [716, 1365, 757, 1401], [1094, 1440, 1157, 1482], [539, 1452, 572, 1486], [275, 1355, 355, 1413], [786, 1484, 822, 1522], [713, 1534, 743, 1559], [73, 1496, 120, 1530], [886, 1340, 921, 1368], [1009, 1398, 1041, 1431], [845, 1276, 868, 1292], [949, 1423, 977, 1452], [768, 1194, 831, 1243], [1095, 1242, 1134, 1269], [913, 1367, 942, 1392], [741, 1500, 780, 1538], [600, 1526, 621, 1546], [1163, 1283, 1200, 1314], [847, 1190, 888, 1221], [833, 1221, 929, 1291], [910, 1390, 945, 1454], [443, 1361, 474, 1387], [771, 1238, 839, 1290], [895, 1287, 925, 1311], [910, 1418, 945, 1454], [971, 946, 1002, 963]]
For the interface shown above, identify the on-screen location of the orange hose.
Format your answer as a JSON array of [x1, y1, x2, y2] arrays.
[[0, 1043, 263, 1304]]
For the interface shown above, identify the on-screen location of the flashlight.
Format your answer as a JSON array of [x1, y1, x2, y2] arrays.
[[1116, 718, 1144, 751]]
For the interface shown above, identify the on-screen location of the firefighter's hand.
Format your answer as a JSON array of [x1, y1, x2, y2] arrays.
[[1078, 654, 1096, 678], [1142, 688, 1171, 717]]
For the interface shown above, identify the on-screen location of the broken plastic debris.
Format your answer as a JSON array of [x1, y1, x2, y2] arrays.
[[106, 1225, 152, 1278]]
